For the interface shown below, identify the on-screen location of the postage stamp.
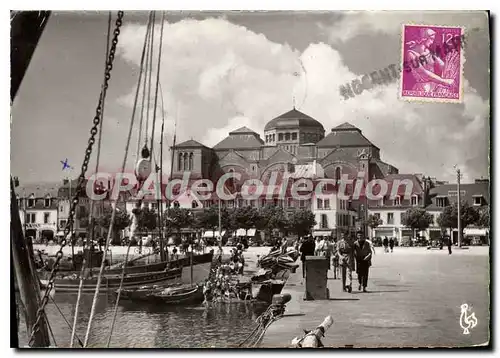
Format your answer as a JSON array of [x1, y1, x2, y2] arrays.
[[400, 24, 465, 104]]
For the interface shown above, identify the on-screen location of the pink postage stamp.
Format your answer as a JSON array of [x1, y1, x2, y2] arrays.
[[400, 24, 465, 103]]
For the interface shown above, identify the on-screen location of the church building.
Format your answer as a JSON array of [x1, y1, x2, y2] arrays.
[[171, 108, 406, 236]]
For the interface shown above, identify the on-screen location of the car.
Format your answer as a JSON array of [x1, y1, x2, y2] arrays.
[[427, 239, 443, 250]]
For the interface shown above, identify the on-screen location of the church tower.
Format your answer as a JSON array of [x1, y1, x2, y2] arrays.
[[357, 148, 371, 182]]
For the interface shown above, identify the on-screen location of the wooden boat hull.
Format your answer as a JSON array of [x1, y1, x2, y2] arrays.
[[42, 269, 182, 293], [45, 252, 214, 276], [119, 284, 204, 305]]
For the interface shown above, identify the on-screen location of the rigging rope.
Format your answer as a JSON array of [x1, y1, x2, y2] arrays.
[[145, 11, 155, 147], [106, 211, 136, 347], [49, 295, 84, 347], [28, 11, 124, 347], [136, 11, 153, 159], [83, 12, 154, 348], [149, 11, 164, 166], [108, 14, 164, 342], [237, 303, 285, 348], [44, 311, 57, 347], [70, 11, 112, 348]]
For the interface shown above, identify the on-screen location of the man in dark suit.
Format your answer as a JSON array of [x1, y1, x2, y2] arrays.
[[354, 232, 374, 292], [299, 236, 316, 279]]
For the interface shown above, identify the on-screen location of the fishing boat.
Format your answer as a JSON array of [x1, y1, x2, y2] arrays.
[[37, 250, 214, 293], [118, 283, 204, 305], [38, 251, 214, 276], [40, 267, 183, 294]]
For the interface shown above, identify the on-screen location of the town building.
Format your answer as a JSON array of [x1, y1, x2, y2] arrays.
[[17, 182, 59, 242], [425, 178, 489, 244], [367, 174, 427, 243]]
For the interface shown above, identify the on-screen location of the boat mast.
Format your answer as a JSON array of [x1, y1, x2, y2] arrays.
[[166, 103, 178, 251], [151, 11, 166, 262], [11, 11, 52, 347]]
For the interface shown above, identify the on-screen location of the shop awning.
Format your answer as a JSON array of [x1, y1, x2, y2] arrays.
[[235, 228, 256, 237], [203, 230, 226, 238], [313, 230, 332, 237], [464, 228, 488, 236]]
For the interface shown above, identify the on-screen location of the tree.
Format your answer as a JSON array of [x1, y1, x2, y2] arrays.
[[366, 214, 383, 238], [437, 202, 481, 238], [401, 208, 433, 240], [97, 206, 131, 244], [137, 207, 158, 237], [164, 207, 194, 245], [257, 205, 289, 239], [477, 206, 490, 228], [232, 206, 261, 235], [288, 209, 316, 238], [196, 206, 219, 234]]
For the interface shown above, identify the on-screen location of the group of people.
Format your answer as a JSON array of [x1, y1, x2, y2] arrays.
[[299, 231, 375, 293], [382, 237, 395, 253]]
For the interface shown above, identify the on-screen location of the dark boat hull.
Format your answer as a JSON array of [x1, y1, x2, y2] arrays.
[[48, 252, 214, 276], [119, 284, 204, 305], [42, 269, 182, 293]]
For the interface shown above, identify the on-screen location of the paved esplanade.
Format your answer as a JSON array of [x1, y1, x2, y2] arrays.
[[261, 247, 490, 348]]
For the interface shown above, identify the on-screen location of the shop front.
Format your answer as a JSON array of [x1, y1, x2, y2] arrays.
[[25, 223, 57, 243]]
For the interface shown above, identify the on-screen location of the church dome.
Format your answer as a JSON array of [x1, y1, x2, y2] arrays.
[[264, 109, 325, 132]]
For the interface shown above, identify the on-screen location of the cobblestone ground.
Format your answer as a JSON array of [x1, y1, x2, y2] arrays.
[[261, 246, 490, 348]]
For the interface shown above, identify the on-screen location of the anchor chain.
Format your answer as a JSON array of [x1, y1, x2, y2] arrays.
[[28, 11, 124, 346]]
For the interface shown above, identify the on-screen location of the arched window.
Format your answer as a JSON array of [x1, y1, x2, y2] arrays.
[[335, 167, 342, 182], [192, 200, 198, 209], [394, 196, 401, 206], [183, 153, 188, 171], [178, 153, 183, 171], [227, 168, 235, 190], [189, 153, 194, 170]]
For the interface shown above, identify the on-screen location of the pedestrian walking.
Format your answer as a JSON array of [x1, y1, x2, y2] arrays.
[[337, 233, 355, 293], [331, 237, 340, 279], [389, 238, 395, 253], [354, 232, 374, 292], [383, 237, 389, 253], [299, 236, 316, 280], [280, 237, 289, 254], [315, 236, 327, 256], [447, 236, 452, 255]]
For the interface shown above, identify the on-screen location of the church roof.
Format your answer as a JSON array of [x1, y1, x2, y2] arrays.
[[316, 123, 378, 149], [213, 127, 264, 150], [229, 126, 256, 135], [175, 139, 208, 148], [264, 108, 325, 131], [332, 122, 359, 131]]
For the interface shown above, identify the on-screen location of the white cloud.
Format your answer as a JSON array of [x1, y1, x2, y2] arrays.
[[324, 11, 488, 43], [114, 16, 489, 184]]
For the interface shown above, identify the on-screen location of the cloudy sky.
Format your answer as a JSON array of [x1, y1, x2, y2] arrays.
[[11, 10, 490, 185]]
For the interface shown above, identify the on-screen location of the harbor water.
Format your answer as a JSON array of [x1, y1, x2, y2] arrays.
[[16, 245, 273, 348], [16, 292, 269, 348]]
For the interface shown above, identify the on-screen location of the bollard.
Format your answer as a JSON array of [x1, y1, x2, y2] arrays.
[[304, 256, 329, 300]]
